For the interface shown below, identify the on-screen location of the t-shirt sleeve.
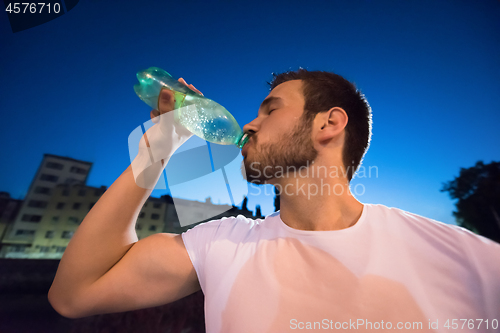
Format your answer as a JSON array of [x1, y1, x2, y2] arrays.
[[181, 215, 259, 292], [181, 217, 232, 291]]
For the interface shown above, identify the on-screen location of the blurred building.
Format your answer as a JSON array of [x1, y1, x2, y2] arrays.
[[163, 195, 257, 234], [27, 184, 104, 259], [0, 154, 263, 259], [0, 154, 91, 257], [136, 196, 168, 240], [0, 192, 23, 248]]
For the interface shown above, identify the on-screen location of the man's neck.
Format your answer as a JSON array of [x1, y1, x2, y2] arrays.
[[272, 167, 364, 232]]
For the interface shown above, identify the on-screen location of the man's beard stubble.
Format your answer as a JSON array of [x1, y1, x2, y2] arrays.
[[242, 117, 318, 185]]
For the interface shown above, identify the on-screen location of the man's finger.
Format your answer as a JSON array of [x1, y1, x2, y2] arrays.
[[158, 88, 175, 114], [178, 78, 204, 96], [189, 84, 204, 96], [150, 109, 160, 123]]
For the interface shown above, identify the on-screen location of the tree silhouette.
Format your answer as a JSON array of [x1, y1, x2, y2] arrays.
[[441, 161, 500, 243]]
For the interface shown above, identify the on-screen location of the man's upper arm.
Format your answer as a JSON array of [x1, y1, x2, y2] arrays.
[[65, 233, 200, 318]]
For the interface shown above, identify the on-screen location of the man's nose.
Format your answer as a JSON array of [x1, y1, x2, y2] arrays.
[[243, 118, 259, 136]]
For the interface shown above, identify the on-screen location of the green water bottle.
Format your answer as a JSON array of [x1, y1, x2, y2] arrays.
[[134, 67, 249, 149]]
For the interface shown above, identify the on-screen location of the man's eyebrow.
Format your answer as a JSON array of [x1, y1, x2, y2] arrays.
[[259, 96, 283, 110]]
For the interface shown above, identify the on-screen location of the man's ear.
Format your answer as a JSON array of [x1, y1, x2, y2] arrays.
[[315, 107, 348, 144]]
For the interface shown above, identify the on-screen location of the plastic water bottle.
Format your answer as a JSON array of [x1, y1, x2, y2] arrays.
[[134, 67, 249, 148]]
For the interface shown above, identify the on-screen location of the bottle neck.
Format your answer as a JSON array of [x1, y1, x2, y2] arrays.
[[236, 132, 249, 148]]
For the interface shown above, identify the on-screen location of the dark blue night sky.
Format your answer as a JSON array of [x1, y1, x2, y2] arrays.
[[1, 0, 499, 223]]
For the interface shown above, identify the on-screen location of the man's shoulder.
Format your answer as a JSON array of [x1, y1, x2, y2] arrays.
[[370, 203, 473, 235], [368, 203, 500, 251], [197, 213, 269, 231], [182, 212, 277, 243]]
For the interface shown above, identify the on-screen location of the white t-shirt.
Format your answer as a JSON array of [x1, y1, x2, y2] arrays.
[[181, 204, 500, 332]]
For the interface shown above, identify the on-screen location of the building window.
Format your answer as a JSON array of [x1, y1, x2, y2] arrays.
[[12, 245, 26, 252], [15, 229, 35, 236], [88, 202, 95, 210], [62, 189, 70, 196], [72, 203, 81, 210], [139, 212, 145, 218], [46, 162, 64, 170], [61, 231, 74, 239], [70, 166, 87, 175], [67, 217, 79, 224], [136, 224, 142, 230], [45, 230, 54, 239], [56, 246, 66, 253], [40, 174, 59, 182], [153, 203, 162, 209], [21, 214, 42, 222], [78, 189, 86, 196], [56, 202, 65, 210], [149, 225, 157, 231], [34, 186, 51, 195], [151, 213, 160, 220], [40, 246, 50, 253], [28, 200, 48, 208], [64, 178, 83, 185], [51, 216, 60, 223]]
